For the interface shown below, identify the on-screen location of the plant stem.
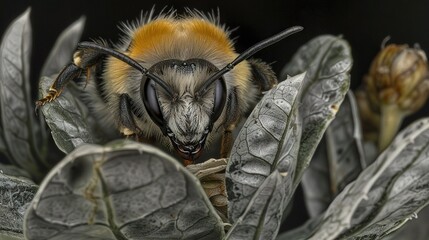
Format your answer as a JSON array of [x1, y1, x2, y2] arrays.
[[378, 104, 404, 152]]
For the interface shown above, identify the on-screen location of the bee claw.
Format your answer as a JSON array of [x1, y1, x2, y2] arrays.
[[34, 96, 52, 116]]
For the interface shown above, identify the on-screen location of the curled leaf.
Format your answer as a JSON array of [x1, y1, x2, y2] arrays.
[[38, 76, 94, 153], [301, 92, 366, 217], [281, 35, 352, 188], [226, 73, 304, 223], [24, 140, 224, 240]]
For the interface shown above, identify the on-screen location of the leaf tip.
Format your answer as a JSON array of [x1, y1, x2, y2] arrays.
[[75, 15, 87, 28], [22, 7, 32, 19]]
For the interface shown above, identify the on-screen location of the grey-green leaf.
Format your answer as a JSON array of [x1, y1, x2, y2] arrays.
[[277, 216, 322, 240], [384, 205, 429, 240], [38, 76, 94, 153], [24, 140, 224, 240], [226, 73, 304, 223], [279, 118, 429, 240], [0, 114, 5, 155], [0, 172, 38, 240], [0, 132, 8, 159], [0, 8, 45, 178], [281, 35, 352, 188], [225, 170, 288, 240], [301, 92, 365, 217], [0, 162, 32, 179], [41, 16, 85, 77]]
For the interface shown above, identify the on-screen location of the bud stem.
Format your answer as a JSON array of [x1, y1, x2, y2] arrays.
[[378, 104, 405, 152]]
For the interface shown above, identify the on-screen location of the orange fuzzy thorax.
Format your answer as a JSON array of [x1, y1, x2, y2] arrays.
[[105, 16, 253, 103], [129, 18, 235, 60]]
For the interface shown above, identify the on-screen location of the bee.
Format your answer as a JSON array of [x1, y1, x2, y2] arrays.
[[36, 9, 302, 165]]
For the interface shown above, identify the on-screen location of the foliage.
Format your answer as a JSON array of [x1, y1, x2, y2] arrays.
[[1, 8, 429, 240]]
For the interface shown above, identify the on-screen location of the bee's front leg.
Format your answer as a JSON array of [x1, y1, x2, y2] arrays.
[[36, 63, 82, 107], [36, 42, 105, 109]]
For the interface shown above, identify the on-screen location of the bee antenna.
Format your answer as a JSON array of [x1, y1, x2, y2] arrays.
[[77, 42, 174, 96], [197, 26, 303, 94]]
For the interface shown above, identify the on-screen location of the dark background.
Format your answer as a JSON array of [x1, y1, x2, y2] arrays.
[[2, 0, 429, 92], [1, 0, 429, 232]]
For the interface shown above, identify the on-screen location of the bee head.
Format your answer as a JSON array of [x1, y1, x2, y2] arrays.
[[78, 25, 302, 164], [142, 59, 227, 161]]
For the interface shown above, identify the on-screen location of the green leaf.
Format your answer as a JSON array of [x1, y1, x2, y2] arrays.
[[0, 8, 46, 178], [41, 16, 85, 77], [0, 171, 38, 240], [279, 118, 429, 240], [226, 73, 304, 223], [225, 170, 288, 240], [281, 35, 352, 188], [38, 76, 94, 153], [301, 92, 366, 217], [24, 140, 224, 240]]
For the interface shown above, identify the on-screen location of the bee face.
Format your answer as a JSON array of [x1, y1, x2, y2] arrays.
[[141, 59, 226, 160]]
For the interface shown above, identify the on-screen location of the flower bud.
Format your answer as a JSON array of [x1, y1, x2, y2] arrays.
[[365, 44, 429, 113], [358, 44, 429, 151]]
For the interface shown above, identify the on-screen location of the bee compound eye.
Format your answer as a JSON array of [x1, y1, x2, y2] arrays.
[[212, 78, 227, 122], [142, 78, 164, 127]]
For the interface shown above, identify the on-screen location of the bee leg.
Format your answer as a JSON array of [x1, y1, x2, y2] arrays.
[[35, 63, 82, 108], [220, 87, 241, 158], [248, 58, 278, 92], [220, 127, 236, 158], [36, 45, 105, 108], [118, 93, 142, 139]]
